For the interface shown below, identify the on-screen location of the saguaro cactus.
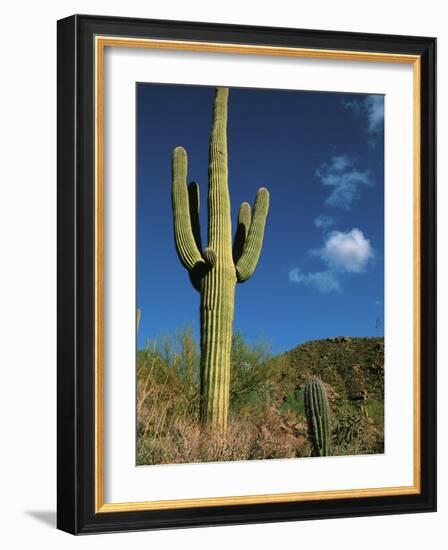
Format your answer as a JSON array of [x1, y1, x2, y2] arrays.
[[171, 87, 270, 431], [304, 376, 331, 456]]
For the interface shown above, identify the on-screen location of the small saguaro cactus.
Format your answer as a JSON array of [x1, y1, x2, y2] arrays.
[[304, 376, 331, 457], [136, 309, 142, 333], [171, 87, 270, 431]]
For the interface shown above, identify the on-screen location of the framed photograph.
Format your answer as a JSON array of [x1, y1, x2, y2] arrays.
[[57, 14, 436, 534]]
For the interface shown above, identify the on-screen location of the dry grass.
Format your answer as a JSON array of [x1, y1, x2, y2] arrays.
[[138, 407, 309, 465]]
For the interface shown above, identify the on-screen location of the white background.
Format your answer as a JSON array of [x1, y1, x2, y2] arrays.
[[0, 1, 444, 548]]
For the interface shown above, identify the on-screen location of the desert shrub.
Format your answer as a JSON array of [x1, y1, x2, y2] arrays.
[[280, 387, 306, 418], [332, 404, 383, 456], [229, 331, 275, 414]]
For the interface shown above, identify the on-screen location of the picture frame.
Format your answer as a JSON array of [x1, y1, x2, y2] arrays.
[[57, 14, 436, 534]]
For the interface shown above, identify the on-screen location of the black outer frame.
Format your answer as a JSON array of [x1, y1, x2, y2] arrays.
[[57, 14, 436, 535]]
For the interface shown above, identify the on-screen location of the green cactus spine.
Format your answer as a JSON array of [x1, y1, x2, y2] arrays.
[[304, 376, 331, 456], [171, 87, 270, 431]]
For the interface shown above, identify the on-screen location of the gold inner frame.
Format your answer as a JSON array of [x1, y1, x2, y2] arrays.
[[94, 36, 421, 513]]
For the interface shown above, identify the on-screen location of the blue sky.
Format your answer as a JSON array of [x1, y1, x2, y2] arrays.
[[137, 84, 384, 354]]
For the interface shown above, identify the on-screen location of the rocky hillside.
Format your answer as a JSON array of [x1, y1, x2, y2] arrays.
[[267, 336, 385, 456], [276, 336, 384, 402]]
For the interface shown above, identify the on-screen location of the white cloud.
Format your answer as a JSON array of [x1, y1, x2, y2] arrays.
[[330, 155, 351, 171], [341, 98, 361, 117], [289, 228, 374, 293], [289, 268, 340, 293], [316, 155, 371, 210], [314, 214, 335, 229], [317, 229, 374, 273], [342, 95, 384, 135], [364, 96, 384, 133]]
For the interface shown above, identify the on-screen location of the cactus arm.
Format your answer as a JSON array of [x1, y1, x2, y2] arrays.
[[233, 202, 251, 263], [188, 181, 203, 252], [203, 246, 217, 267], [172, 146, 205, 270], [188, 247, 216, 292], [235, 187, 270, 282]]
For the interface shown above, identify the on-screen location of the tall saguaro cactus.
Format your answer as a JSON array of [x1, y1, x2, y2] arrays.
[[171, 87, 270, 431], [304, 376, 331, 457]]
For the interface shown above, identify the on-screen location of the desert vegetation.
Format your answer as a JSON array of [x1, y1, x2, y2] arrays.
[[136, 328, 384, 465]]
